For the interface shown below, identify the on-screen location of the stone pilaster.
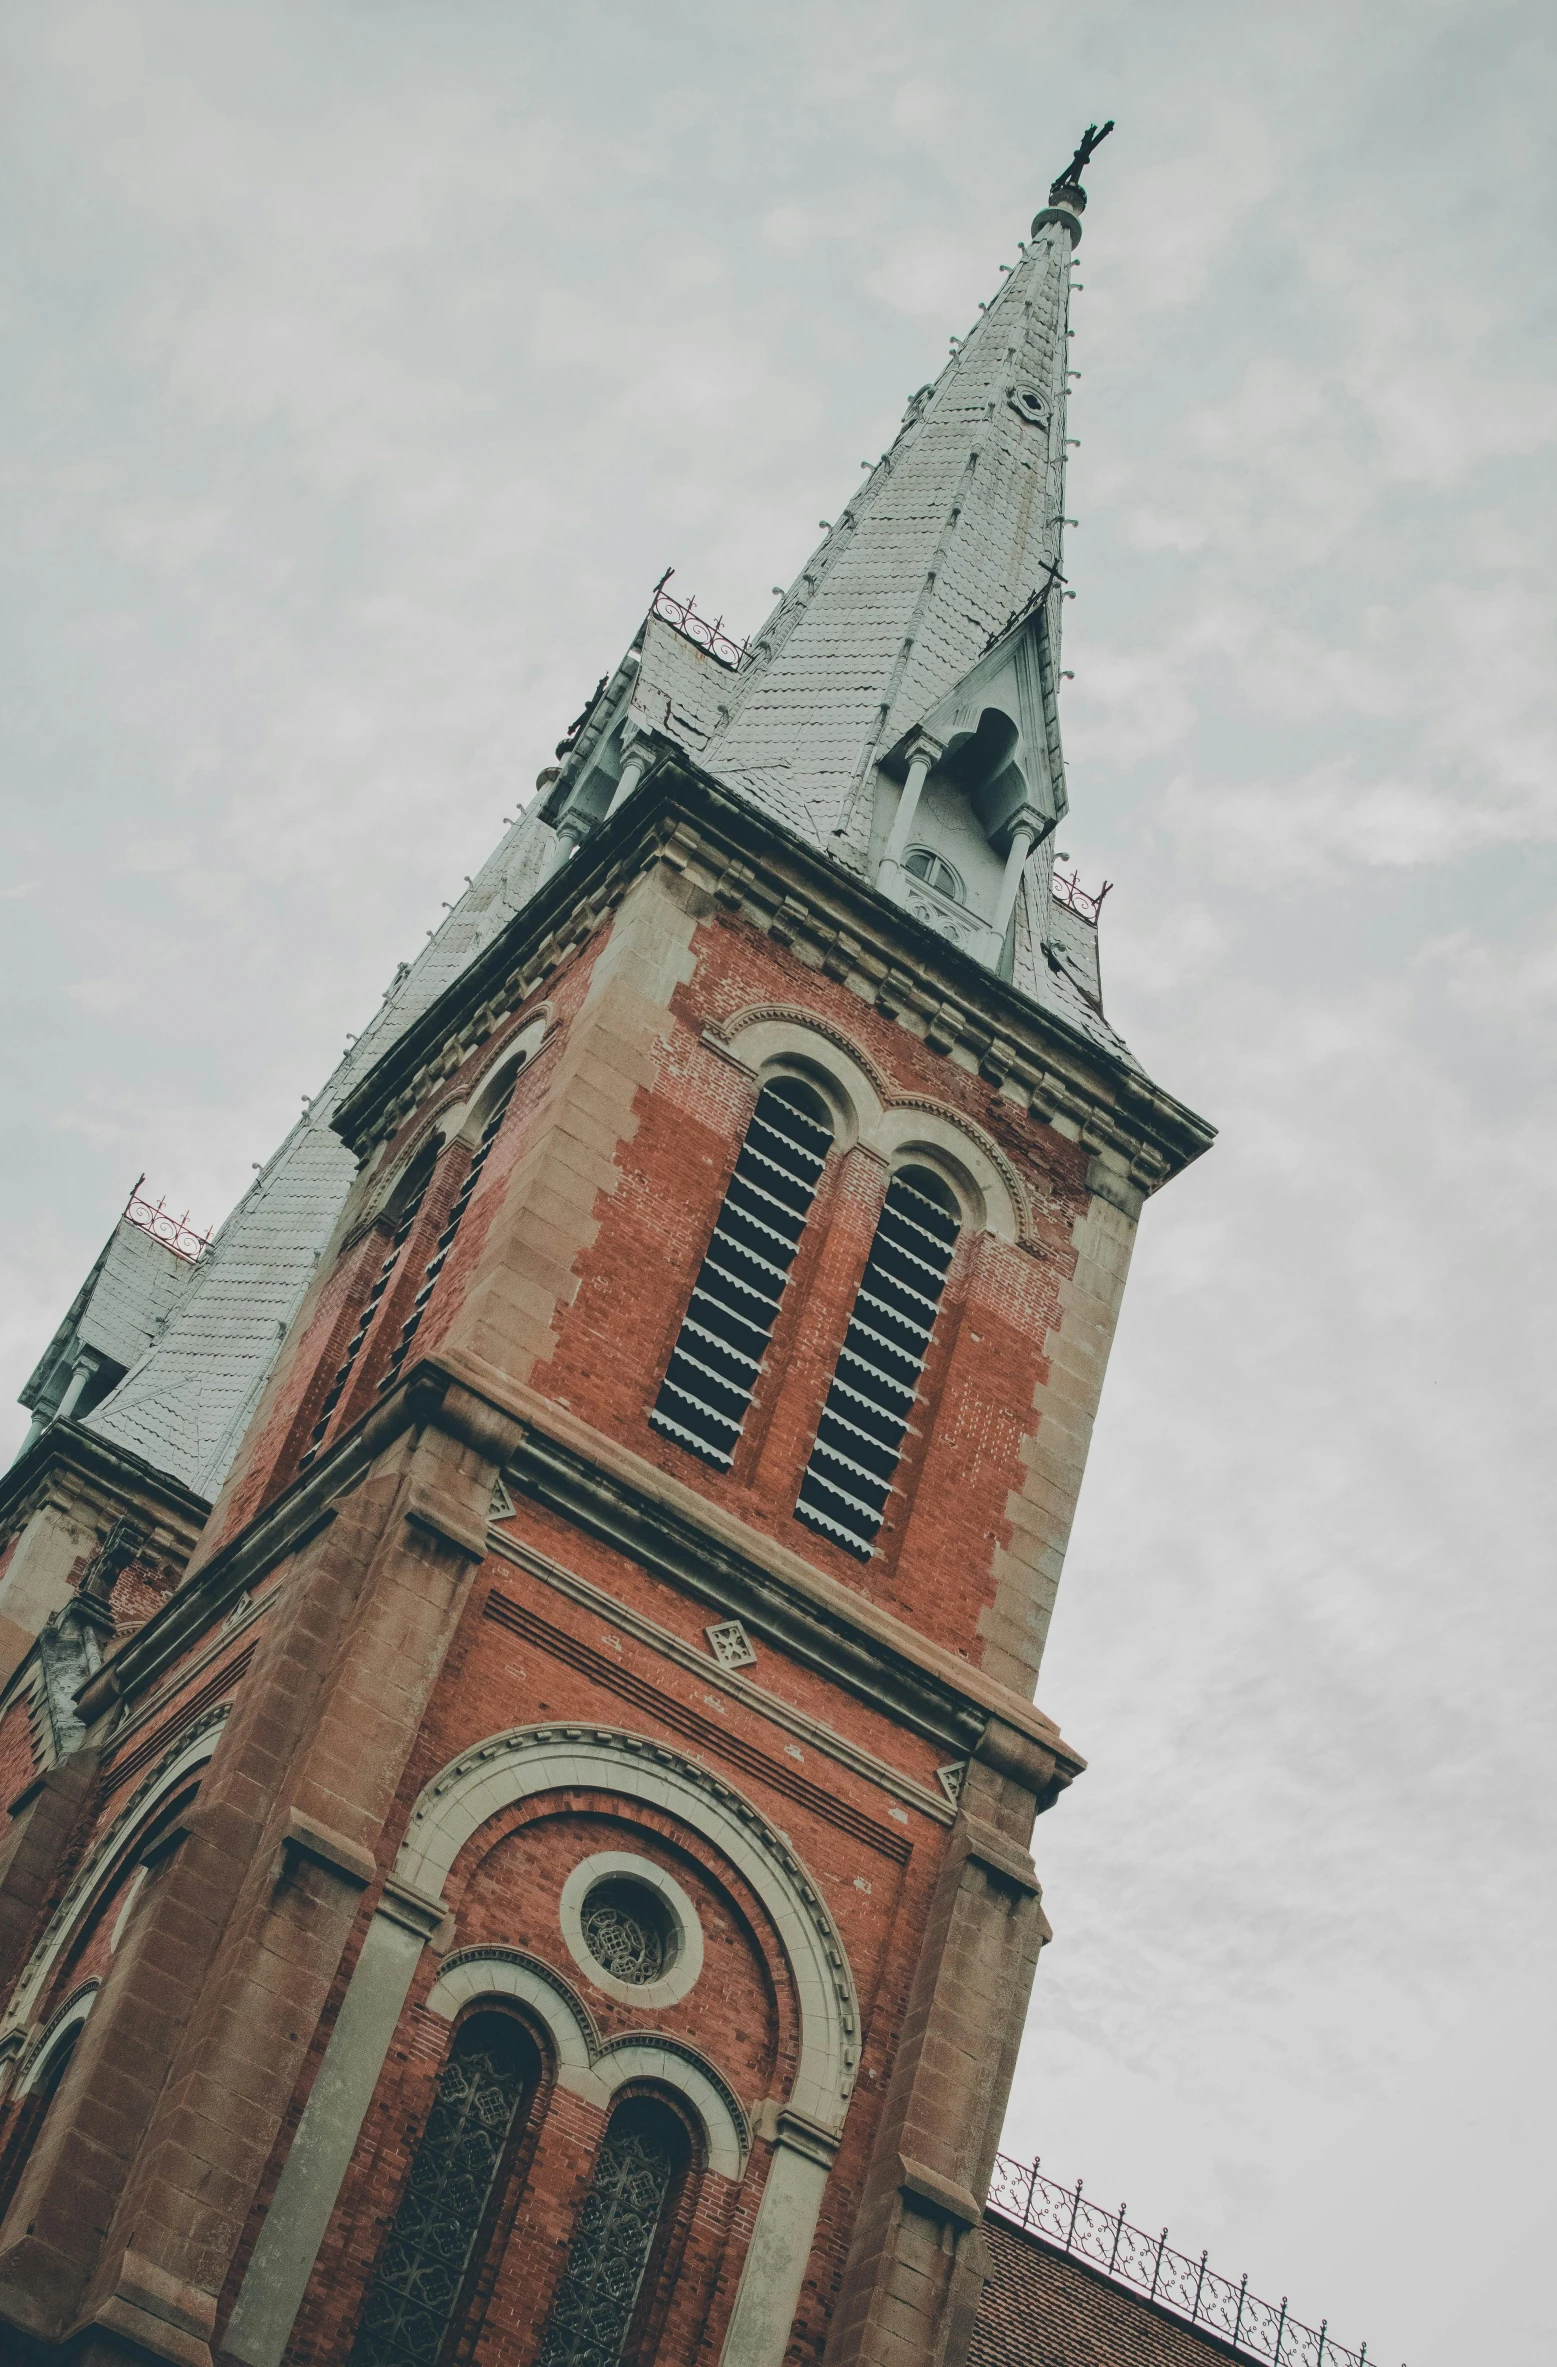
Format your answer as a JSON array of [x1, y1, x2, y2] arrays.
[[0, 1378, 519, 2367], [822, 1720, 1057, 2367]]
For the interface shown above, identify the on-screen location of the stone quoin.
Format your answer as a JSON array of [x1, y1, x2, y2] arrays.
[[0, 138, 1221, 2367]]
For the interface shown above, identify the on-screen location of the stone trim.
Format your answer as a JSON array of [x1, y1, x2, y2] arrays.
[[483, 1522, 953, 1827], [704, 1007, 1032, 1245], [1, 1707, 230, 2040], [89, 1587, 271, 1770], [398, 1722, 859, 2130], [457, 1353, 1083, 1782], [557, 1850, 705, 2009], [376, 1874, 453, 1944], [960, 1818, 1042, 1895], [330, 760, 1214, 1193], [226, 1720, 852, 2367], [898, 2153, 984, 2229], [275, 1809, 376, 1892], [401, 1483, 489, 1564], [16, 1977, 100, 2096], [423, 1946, 748, 2177], [80, 1342, 1082, 1801]]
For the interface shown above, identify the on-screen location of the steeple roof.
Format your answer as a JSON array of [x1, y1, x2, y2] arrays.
[[703, 174, 1088, 868], [20, 147, 1125, 1512]]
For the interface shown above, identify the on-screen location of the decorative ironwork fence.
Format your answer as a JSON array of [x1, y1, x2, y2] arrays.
[[985, 2156, 1400, 2367], [1050, 865, 1112, 924], [124, 1177, 210, 1263], [651, 573, 749, 669]]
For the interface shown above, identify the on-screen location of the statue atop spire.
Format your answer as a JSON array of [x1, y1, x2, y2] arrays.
[[1049, 118, 1114, 202]]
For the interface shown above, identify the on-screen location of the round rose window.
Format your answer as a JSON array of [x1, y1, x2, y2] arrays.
[[581, 1876, 677, 1986]]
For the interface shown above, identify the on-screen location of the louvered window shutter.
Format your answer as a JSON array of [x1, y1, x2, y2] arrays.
[[650, 1078, 832, 1468]]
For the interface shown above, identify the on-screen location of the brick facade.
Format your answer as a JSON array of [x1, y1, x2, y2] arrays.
[[971, 2219, 1254, 2367], [0, 164, 1215, 2367]]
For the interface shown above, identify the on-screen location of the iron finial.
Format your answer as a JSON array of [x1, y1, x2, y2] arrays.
[[1050, 119, 1114, 202]]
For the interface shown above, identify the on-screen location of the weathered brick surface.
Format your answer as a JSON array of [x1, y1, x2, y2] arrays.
[[0, 1698, 37, 1816], [971, 2218, 1253, 2367], [511, 898, 1096, 1686], [251, 1535, 947, 2367]]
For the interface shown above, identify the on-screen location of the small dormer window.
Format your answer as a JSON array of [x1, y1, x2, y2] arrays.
[[903, 846, 963, 903]]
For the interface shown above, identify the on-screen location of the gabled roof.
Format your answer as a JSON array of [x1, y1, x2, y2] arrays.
[[79, 798, 560, 1501]]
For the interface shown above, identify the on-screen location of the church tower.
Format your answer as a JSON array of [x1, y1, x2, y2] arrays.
[[0, 139, 1211, 2367]]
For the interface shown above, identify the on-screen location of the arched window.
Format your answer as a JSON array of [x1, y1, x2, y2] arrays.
[[351, 2011, 540, 2367], [377, 1063, 523, 1396], [903, 845, 964, 903], [0, 2018, 84, 2232], [535, 2095, 690, 2367], [795, 1164, 960, 1555], [298, 1141, 439, 1472], [650, 1078, 833, 1468]]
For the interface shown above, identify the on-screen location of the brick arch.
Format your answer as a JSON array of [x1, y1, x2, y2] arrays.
[[708, 1004, 1030, 1243], [0, 1706, 229, 2043], [225, 1724, 858, 2367], [423, 1946, 749, 2178], [422, 1781, 796, 2101], [395, 1723, 857, 2130], [16, 1977, 99, 2098]]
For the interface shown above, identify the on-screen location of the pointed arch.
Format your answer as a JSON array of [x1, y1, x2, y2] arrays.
[[0, 1706, 230, 2043]]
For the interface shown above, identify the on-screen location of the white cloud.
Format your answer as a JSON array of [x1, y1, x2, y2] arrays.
[[1162, 761, 1555, 888]]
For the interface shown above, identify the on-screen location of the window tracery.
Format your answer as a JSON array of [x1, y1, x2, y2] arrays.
[[377, 1067, 520, 1394], [298, 1142, 437, 1471], [534, 2097, 687, 2367], [581, 1878, 673, 1986], [351, 2011, 537, 2367], [903, 845, 964, 903]]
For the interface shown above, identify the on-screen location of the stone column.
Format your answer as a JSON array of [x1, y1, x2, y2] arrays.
[[219, 1878, 449, 2367], [877, 737, 944, 882], [720, 2111, 839, 2367], [821, 1720, 1059, 2367], [990, 822, 1037, 944], [604, 734, 648, 818]]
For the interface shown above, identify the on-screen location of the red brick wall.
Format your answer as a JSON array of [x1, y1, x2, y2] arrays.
[[972, 2219, 1253, 2367], [11, 883, 1097, 2367], [203, 959, 599, 1562], [287, 1791, 792, 2366], [207, 889, 1091, 1689], [426, 900, 1089, 1674], [232, 1529, 953, 2367], [0, 1697, 37, 1817]]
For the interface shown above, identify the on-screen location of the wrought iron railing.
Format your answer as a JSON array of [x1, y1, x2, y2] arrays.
[[1050, 865, 1112, 924], [124, 1177, 210, 1264], [651, 572, 749, 669], [986, 2156, 1400, 2367]]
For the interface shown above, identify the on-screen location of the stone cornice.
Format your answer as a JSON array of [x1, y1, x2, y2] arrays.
[[0, 1422, 210, 1554], [331, 744, 1214, 1190], [439, 1348, 1084, 1791], [81, 1354, 1084, 1807]]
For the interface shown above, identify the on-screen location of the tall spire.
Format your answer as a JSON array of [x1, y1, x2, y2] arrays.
[[702, 136, 1107, 873]]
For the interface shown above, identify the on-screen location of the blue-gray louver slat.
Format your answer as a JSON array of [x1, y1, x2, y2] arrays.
[[795, 1168, 958, 1555], [650, 1079, 832, 1467]]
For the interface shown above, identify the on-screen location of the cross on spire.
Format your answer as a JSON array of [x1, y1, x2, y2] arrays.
[[1049, 119, 1114, 202]]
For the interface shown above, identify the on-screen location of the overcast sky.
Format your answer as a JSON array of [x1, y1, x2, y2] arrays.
[[3, 5, 1554, 2361]]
